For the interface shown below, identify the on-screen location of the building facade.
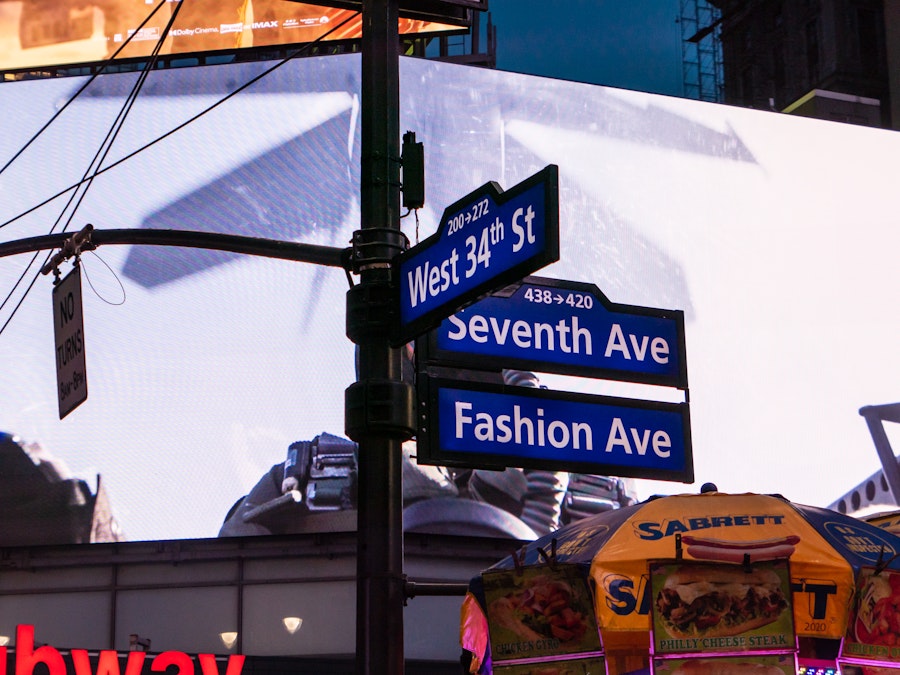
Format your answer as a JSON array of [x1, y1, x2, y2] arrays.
[[712, 0, 896, 128]]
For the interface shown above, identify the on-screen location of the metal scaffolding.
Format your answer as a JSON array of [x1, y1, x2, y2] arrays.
[[680, 0, 723, 102]]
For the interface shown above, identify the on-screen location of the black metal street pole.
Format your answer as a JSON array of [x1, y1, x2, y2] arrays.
[[345, 1, 413, 674]]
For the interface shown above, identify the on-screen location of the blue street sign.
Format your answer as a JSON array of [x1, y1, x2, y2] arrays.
[[417, 374, 693, 482], [420, 276, 688, 388], [394, 165, 559, 345]]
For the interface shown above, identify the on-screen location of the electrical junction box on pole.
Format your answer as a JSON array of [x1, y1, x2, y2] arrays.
[[394, 164, 559, 345], [52, 265, 88, 419]]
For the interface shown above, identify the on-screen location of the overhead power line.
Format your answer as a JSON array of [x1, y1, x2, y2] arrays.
[[0, 9, 362, 337]]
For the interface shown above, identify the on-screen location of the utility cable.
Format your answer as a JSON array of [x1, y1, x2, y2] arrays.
[[0, 9, 362, 234], [0, 0, 183, 334], [0, 0, 169, 180], [58, 0, 185, 236], [0, 10, 362, 337], [0, 0, 173, 323]]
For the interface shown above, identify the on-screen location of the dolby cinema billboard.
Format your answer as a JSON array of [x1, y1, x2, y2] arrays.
[[0, 0, 463, 72], [1, 52, 900, 547]]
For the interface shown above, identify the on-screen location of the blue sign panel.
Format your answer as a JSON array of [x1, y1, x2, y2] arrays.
[[421, 276, 688, 388], [394, 165, 559, 345], [417, 374, 693, 482]]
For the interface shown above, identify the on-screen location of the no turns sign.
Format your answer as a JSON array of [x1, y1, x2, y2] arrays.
[[52, 266, 87, 419]]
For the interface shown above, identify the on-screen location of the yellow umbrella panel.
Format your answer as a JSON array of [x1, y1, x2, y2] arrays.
[[461, 492, 900, 673], [587, 492, 869, 640]]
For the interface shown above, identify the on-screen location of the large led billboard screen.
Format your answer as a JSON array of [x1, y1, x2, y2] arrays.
[[0, 0, 461, 72], [1, 53, 899, 547]]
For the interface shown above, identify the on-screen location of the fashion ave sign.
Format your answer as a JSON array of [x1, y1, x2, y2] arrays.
[[417, 374, 693, 482]]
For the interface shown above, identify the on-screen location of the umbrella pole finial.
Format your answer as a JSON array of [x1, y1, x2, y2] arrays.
[[512, 547, 526, 575], [536, 541, 559, 568], [874, 544, 900, 575]]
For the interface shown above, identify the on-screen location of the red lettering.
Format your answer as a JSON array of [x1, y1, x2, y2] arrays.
[[198, 654, 246, 675], [7, 626, 242, 675], [72, 650, 146, 675], [15, 625, 66, 675], [152, 651, 194, 675]]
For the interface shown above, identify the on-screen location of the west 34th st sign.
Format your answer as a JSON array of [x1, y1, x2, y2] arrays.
[[394, 165, 559, 345]]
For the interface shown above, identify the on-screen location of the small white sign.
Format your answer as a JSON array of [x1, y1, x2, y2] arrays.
[[53, 266, 88, 419]]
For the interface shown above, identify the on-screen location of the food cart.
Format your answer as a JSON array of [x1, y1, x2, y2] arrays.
[[461, 492, 900, 674]]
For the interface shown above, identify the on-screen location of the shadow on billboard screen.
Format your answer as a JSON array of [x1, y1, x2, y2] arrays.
[[1, 51, 899, 547]]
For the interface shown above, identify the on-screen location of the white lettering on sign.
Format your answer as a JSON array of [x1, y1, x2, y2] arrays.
[[511, 205, 536, 252], [445, 313, 593, 354], [454, 401, 594, 450], [604, 417, 671, 457], [406, 247, 461, 308], [604, 323, 670, 363], [446, 197, 490, 235], [406, 204, 524, 310]]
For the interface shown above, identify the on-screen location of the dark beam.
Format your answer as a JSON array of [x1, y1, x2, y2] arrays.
[[0, 228, 347, 268]]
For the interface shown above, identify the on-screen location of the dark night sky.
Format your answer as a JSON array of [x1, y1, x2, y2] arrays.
[[487, 0, 685, 98]]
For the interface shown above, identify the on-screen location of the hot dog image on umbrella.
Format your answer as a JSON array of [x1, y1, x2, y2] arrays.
[[681, 534, 800, 564]]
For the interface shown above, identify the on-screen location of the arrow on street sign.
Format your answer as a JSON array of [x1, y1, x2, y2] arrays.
[[416, 374, 693, 482], [419, 276, 688, 388], [394, 165, 559, 345]]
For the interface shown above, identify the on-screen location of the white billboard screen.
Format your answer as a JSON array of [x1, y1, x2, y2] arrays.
[[2, 53, 899, 546]]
